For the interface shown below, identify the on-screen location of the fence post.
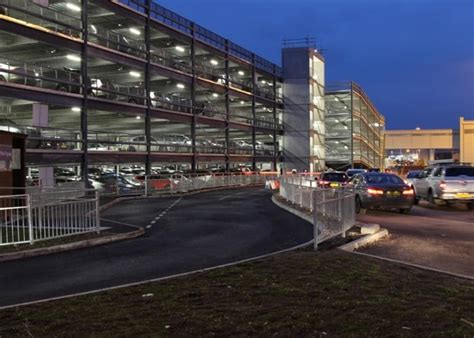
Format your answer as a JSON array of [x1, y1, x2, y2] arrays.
[[313, 190, 318, 250], [144, 175, 149, 197], [27, 194, 34, 244], [95, 190, 101, 234]]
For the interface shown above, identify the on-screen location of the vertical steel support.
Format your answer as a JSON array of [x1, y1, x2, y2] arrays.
[[273, 64, 278, 171], [313, 191, 318, 250], [95, 190, 100, 234], [350, 81, 354, 169], [27, 194, 33, 244], [251, 53, 257, 172], [80, 0, 89, 184], [191, 22, 197, 173], [224, 40, 230, 172], [145, 0, 152, 175]]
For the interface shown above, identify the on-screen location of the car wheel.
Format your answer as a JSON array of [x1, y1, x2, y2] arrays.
[[128, 98, 137, 104], [0, 75, 6, 82], [56, 85, 68, 92], [355, 195, 362, 214], [427, 190, 435, 207], [127, 146, 136, 152], [399, 208, 411, 214]]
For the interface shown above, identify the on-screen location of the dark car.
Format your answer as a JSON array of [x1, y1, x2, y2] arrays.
[[346, 169, 367, 177], [349, 173, 415, 214], [319, 172, 349, 188]]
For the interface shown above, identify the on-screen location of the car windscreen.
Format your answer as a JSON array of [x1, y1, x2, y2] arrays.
[[407, 172, 420, 178], [322, 173, 348, 182], [365, 174, 404, 184], [445, 167, 474, 177]]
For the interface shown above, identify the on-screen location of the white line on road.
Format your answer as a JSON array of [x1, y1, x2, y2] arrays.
[[146, 197, 183, 229]]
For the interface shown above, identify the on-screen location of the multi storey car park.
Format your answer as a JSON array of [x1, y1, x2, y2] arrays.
[[0, 0, 283, 182]]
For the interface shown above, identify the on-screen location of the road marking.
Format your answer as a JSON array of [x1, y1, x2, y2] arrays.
[[146, 197, 183, 229], [218, 191, 244, 201]]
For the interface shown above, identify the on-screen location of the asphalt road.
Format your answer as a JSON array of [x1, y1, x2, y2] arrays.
[[357, 201, 474, 277], [0, 188, 313, 307]]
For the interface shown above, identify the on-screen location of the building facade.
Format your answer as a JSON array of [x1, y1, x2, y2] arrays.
[[0, 0, 283, 184], [325, 82, 385, 170], [282, 46, 325, 173], [385, 117, 474, 169]]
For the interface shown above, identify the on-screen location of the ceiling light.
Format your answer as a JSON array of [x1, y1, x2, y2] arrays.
[[210, 59, 218, 66], [71, 107, 81, 112], [90, 25, 98, 34], [136, 116, 141, 120], [240, 101, 245, 105], [334, 119, 339, 123], [344, 105, 348, 109], [261, 80, 266, 85], [176, 83, 185, 89], [238, 70, 244, 76], [212, 93, 219, 97], [175, 46, 185, 53], [129, 71, 140, 78], [129, 28, 141, 35], [334, 97, 339, 101], [65, 3, 81, 12], [66, 54, 81, 62]]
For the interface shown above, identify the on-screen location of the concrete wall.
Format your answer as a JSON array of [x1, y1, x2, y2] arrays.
[[460, 117, 474, 165], [282, 47, 325, 172], [385, 129, 457, 150]]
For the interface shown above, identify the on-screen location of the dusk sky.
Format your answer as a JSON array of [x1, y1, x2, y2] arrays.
[[157, 0, 474, 130]]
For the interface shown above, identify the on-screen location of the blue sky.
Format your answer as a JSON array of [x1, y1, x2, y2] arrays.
[[157, 0, 474, 130]]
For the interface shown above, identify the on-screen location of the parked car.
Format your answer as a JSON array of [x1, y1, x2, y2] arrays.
[[413, 165, 474, 209], [0, 62, 39, 86], [318, 171, 349, 189], [406, 170, 422, 186], [346, 169, 367, 178], [348, 172, 415, 214]]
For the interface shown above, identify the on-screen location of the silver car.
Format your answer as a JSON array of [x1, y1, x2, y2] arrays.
[[413, 165, 474, 209], [348, 173, 415, 214]]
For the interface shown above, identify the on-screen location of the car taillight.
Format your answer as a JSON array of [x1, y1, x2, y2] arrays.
[[319, 180, 328, 185], [367, 188, 384, 195], [439, 181, 447, 189], [403, 189, 414, 195]]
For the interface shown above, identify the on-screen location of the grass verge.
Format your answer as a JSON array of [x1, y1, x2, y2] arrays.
[[1, 250, 473, 336]]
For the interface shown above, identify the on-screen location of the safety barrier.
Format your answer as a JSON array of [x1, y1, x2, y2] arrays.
[[0, 189, 100, 247], [279, 176, 356, 249]]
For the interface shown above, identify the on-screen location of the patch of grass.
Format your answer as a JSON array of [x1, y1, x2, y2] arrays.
[[1, 250, 473, 336]]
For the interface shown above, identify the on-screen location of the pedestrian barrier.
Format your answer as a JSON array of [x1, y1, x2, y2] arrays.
[[279, 176, 356, 249], [0, 189, 100, 247]]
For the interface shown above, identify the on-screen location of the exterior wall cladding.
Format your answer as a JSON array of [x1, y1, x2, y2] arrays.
[[0, 0, 284, 182]]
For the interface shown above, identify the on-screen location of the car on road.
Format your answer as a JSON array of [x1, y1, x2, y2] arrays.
[[348, 172, 415, 214], [405, 170, 422, 186], [346, 168, 367, 178], [413, 165, 474, 209], [318, 171, 348, 189]]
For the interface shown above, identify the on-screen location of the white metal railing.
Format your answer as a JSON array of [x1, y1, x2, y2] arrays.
[[0, 189, 100, 247], [279, 176, 356, 249]]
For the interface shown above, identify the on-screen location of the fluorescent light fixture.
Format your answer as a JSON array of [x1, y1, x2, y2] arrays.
[[261, 80, 266, 85], [212, 93, 219, 98], [71, 107, 81, 112], [344, 126, 349, 130], [334, 119, 339, 123], [334, 97, 339, 101], [343, 105, 348, 109], [136, 116, 141, 120], [176, 83, 185, 89], [66, 54, 81, 62], [240, 100, 245, 105], [90, 25, 98, 34], [175, 46, 185, 53], [238, 70, 245, 76], [66, 3, 81, 12], [210, 59, 218, 66], [129, 28, 141, 35], [129, 71, 140, 78]]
